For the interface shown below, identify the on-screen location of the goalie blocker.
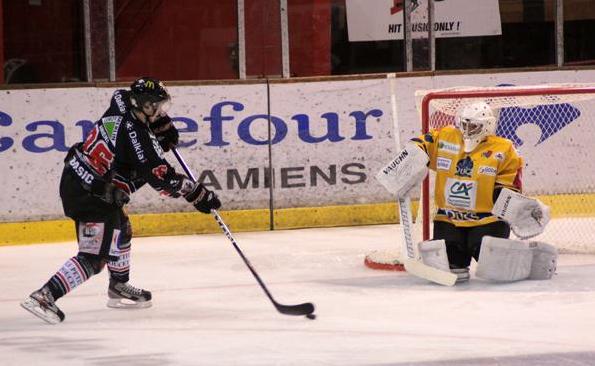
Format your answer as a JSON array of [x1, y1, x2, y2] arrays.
[[376, 143, 429, 198]]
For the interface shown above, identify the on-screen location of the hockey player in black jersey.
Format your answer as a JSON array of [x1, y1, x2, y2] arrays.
[[21, 77, 221, 324]]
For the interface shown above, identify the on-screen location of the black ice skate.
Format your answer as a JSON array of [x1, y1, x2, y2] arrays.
[[107, 280, 152, 309], [21, 287, 65, 324], [451, 267, 470, 283]]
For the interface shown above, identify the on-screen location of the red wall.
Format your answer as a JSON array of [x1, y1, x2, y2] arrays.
[[115, 0, 238, 81], [288, 0, 331, 77], [245, 0, 282, 77], [3, 0, 81, 83], [0, 0, 332, 83], [0, 0, 4, 84]]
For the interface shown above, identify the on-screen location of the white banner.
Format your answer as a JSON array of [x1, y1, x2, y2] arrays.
[[1, 69, 595, 222], [346, 0, 502, 42], [0, 82, 396, 221]]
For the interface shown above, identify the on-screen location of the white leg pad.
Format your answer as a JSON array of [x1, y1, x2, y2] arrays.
[[528, 242, 558, 280], [476, 236, 533, 282], [418, 240, 450, 272]]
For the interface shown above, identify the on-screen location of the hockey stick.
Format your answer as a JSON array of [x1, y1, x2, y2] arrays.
[[172, 148, 315, 317], [384, 73, 456, 286], [398, 196, 457, 286]]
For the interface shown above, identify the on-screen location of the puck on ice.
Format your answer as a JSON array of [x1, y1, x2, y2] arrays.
[[306, 314, 316, 320]]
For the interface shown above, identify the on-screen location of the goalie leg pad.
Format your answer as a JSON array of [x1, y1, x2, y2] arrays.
[[528, 242, 558, 280], [476, 236, 532, 282], [418, 240, 450, 272]]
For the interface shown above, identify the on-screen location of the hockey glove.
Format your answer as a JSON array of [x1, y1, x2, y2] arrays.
[[183, 182, 221, 214], [104, 183, 130, 207], [151, 115, 179, 152]]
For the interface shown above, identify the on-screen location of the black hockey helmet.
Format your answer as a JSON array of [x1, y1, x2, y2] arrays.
[[129, 77, 171, 110]]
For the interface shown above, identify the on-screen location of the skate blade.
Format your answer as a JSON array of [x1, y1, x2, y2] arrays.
[[107, 298, 152, 309], [20, 298, 62, 324]]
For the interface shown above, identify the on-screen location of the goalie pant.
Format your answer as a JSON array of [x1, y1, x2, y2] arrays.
[[432, 220, 511, 271]]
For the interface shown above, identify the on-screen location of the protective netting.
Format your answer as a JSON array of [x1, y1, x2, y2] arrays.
[[415, 84, 595, 253]]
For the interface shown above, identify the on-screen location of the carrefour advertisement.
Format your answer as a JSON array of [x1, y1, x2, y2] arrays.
[[346, 0, 502, 42], [1, 69, 594, 222], [0, 80, 396, 221]]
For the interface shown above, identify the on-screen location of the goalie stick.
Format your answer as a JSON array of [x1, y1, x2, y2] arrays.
[[172, 148, 315, 317], [398, 196, 457, 286], [385, 73, 456, 286]]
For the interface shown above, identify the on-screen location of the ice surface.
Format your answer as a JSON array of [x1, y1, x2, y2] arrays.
[[1, 224, 595, 366]]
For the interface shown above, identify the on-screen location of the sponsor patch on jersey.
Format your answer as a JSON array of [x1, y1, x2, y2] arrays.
[[101, 116, 123, 146], [436, 157, 452, 171], [78, 222, 105, 255], [152, 164, 168, 180], [455, 156, 474, 177], [479, 166, 497, 176], [494, 152, 505, 161], [482, 150, 492, 158], [438, 209, 483, 221], [438, 141, 460, 154], [445, 178, 477, 210], [128, 130, 146, 162], [113, 91, 127, 114], [150, 134, 165, 158]]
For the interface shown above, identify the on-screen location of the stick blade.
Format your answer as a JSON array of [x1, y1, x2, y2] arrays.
[[275, 302, 315, 316], [403, 259, 457, 286]]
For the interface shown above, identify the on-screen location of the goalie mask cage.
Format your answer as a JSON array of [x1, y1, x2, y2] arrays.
[[365, 83, 595, 271]]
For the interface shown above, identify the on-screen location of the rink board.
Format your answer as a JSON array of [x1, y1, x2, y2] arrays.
[[1, 69, 595, 250]]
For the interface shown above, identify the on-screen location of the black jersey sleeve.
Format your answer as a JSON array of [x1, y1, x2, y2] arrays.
[[122, 119, 184, 196], [108, 89, 132, 116]]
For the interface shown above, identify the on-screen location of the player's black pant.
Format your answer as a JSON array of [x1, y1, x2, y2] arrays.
[[60, 168, 130, 262], [433, 220, 511, 269]]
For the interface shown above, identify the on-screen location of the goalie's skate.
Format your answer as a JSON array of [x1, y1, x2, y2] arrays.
[[107, 280, 152, 309], [20, 287, 65, 324]]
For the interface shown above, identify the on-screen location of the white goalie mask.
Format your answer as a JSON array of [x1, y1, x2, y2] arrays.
[[455, 101, 497, 153]]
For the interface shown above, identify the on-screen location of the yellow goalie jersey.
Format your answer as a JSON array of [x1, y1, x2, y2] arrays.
[[412, 126, 523, 227]]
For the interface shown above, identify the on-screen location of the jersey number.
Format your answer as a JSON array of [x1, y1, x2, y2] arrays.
[[82, 127, 114, 175]]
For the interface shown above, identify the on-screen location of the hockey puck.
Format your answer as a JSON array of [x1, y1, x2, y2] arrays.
[[305, 314, 316, 320]]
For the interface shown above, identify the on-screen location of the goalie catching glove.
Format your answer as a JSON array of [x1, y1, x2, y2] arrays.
[[491, 188, 550, 239], [376, 142, 429, 198]]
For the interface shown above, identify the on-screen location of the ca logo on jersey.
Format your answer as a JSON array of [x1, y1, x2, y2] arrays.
[[445, 178, 477, 210]]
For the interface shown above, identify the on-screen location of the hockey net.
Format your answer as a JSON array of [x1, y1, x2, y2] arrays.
[[365, 83, 595, 270]]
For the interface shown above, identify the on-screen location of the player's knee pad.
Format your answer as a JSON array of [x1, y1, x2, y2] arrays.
[[76, 252, 107, 275], [476, 236, 532, 282], [418, 240, 449, 272], [528, 242, 558, 280]]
